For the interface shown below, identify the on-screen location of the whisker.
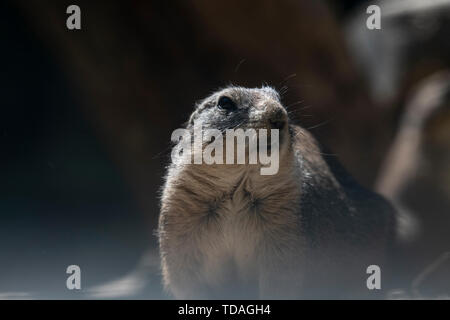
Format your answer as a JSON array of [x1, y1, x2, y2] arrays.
[[234, 59, 246, 73], [285, 100, 304, 109], [278, 73, 297, 88], [307, 119, 332, 130]]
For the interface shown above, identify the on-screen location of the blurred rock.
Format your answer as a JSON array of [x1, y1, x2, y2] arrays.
[[377, 71, 450, 296]]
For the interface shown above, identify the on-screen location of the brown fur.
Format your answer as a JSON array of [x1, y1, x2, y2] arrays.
[[158, 86, 395, 299]]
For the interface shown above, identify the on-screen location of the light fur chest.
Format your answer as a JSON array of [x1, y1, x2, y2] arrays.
[[193, 170, 300, 286]]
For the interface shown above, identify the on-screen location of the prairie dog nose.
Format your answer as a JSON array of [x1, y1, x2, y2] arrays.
[[265, 103, 287, 130]]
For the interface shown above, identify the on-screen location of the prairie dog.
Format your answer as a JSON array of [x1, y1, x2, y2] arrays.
[[158, 86, 395, 299]]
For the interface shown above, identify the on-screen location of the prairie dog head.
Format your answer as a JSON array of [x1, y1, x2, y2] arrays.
[[189, 86, 287, 128], [172, 86, 291, 175]]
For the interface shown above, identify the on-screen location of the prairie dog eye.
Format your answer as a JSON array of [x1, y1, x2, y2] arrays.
[[217, 96, 237, 111]]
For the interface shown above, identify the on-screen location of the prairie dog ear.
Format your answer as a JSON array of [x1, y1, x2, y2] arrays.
[[187, 97, 214, 127], [187, 108, 199, 127]]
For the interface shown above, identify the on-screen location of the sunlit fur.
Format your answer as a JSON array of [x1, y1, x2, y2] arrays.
[[158, 86, 395, 299]]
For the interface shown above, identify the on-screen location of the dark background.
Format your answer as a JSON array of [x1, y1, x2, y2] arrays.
[[0, 0, 449, 299]]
